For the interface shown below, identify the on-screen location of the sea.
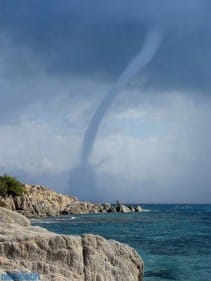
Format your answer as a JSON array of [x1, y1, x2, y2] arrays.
[[32, 204, 211, 281]]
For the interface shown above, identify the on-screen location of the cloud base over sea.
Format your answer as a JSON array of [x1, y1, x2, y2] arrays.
[[0, 1, 210, 203]]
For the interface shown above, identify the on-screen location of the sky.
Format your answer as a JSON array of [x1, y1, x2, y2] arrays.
[[0, 0, 211, 203]]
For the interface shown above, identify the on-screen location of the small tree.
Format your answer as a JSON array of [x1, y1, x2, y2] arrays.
[[0, 179, 7, 197], [0, 174, 25, 197]]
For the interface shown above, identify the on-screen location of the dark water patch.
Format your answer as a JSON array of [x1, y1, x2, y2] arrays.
[[144, 269, 177, 280], [145, 235, 211, 256]]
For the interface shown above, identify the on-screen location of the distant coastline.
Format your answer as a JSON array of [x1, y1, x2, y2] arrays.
[[0, 183, 143, 218]]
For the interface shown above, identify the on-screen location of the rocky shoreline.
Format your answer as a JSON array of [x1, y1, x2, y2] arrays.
[[0, 207, 144, 281], [0, 184, 144, 280], [0, 184, 143, 218]]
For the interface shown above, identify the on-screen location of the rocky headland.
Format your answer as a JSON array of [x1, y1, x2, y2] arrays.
[[0, 184, 143, 218], [0, 207, 144, 281]]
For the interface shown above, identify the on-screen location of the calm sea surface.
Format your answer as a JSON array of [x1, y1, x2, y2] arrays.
[[32, 204, 211, 281]]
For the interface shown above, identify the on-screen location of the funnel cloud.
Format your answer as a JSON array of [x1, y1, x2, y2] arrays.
[[82, 28, 163, 163], [69, 28, 163, 199]]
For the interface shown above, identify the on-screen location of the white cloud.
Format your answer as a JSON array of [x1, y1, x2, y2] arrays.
[[0, 118, 81, 174], [90, 91, 211, 203]]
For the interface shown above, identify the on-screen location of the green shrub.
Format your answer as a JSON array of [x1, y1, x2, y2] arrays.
[[0, 174, 25, 197]]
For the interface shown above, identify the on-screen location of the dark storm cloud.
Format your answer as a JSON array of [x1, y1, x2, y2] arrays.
[[0, 0, 211, 92], [0, 1, 210, 203]]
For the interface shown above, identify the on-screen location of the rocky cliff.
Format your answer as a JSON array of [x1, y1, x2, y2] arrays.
[[0, 184, 142, 218], [0, 207, 144, 281], [0, 184, 103, 218]]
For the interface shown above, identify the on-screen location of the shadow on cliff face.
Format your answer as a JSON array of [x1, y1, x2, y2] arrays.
[[68, 163, 98, 202]]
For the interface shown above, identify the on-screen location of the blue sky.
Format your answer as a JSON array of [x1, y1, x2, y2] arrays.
[[0, 1, 211, 203]]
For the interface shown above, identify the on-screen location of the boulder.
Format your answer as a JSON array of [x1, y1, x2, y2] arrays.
[[0, 196, 16, 210], [103, 203, 111, 208], [0, 207, 30, 226], [120, 205, 131, 213], [135, 205, 143, 212], [115, 201, 131, 213], [101, 203, 111, 211], [0, 208, 144, 281], [107, 206, 117, 213], [128, 205, 136, 212]]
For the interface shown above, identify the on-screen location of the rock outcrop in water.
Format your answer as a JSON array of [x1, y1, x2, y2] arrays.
[[0, 184, 143, 218], [0, 207, 144, 281]]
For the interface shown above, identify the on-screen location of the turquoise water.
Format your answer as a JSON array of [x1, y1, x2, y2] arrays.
[[32, 204, 211, 281]]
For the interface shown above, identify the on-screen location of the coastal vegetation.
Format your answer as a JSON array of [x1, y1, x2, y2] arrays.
[[0, 174, 25, 197]]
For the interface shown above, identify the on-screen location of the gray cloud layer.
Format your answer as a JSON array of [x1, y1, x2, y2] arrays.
[[0, 1, 211, 203], [0, 0, 211, 92]]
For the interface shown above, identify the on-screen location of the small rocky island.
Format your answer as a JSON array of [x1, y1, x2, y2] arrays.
[[0, 182, 143, 218]]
